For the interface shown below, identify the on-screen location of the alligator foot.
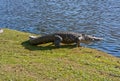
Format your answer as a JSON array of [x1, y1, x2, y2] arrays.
[[75, 43, 81, 47]]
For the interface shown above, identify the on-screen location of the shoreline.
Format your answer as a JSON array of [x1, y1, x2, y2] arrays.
[[0, 28, 120, 81]]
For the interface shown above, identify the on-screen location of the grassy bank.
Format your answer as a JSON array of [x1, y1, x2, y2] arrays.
[[0, 29, 120, 81]]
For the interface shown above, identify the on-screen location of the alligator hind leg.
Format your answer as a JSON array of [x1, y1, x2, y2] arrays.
[[54, 35, 62, 47]]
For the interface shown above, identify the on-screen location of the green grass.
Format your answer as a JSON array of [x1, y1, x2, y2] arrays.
[[0, 28, 120, 81]]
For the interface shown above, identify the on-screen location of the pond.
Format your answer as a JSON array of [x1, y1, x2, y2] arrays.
[[0, 0, 120, 57]]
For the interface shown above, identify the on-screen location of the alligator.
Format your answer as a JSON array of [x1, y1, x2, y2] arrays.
[[29, 32, 103, 47]]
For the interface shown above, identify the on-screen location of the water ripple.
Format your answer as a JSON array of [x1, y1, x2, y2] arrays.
[[0, 0, 120, 57]]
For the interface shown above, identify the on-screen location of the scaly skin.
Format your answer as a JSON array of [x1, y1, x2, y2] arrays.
[[29, 31, 103, 47]]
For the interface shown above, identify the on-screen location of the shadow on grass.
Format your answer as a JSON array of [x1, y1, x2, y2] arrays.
[[21, 40, 75, 51]]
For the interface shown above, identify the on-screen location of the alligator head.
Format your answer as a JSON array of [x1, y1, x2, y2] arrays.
[[79, 34, 103, 44]]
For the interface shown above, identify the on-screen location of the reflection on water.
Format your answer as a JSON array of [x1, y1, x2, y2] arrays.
[[0, 0, 120, 57]]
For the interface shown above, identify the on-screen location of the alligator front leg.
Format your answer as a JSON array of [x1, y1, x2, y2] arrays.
[[76, 41, 81, 47], [54, 35, 62, 47], [76, 36, 83, 47]]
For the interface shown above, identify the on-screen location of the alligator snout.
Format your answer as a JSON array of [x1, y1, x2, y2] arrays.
[[92, 37, 103, 41]]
